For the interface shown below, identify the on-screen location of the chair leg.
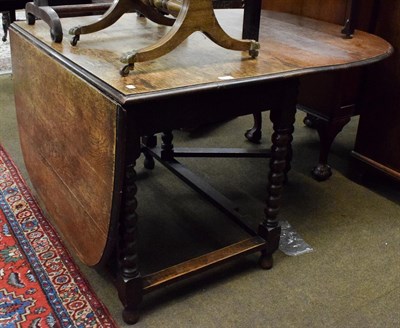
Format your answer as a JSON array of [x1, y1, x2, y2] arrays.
[[311, 116, 351, 181], [2, 12, 11, 42], [141, 135, 157, 169], [245, 112, 262, 143]]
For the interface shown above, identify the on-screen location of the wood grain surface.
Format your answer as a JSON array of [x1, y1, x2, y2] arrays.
[[12, 9, 392, 101], [10, 30, 121, 266]]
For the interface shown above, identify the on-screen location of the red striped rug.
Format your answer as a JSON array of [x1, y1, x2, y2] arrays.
[[0, 145, 117, 327]]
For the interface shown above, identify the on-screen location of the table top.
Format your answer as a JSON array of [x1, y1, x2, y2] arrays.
[[12, 9, 392, 103]]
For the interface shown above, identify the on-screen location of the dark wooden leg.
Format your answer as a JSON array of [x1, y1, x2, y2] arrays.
[[117, 137, 143, 324], [245, 112, 262, 143], [284, 140, 293, 182], [311, 116, 351, 181], [258, 80, 298, 269], [161, 130, 174, 161], [9, 10, 15, 23], [2, 12, 11, 42], [142, 135, 157, 169]]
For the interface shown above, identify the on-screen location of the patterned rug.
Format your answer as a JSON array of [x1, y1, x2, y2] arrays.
[[0, 145, 117, 327]]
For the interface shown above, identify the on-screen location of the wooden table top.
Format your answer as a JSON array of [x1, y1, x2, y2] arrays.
[[13, 9, 392, 101]]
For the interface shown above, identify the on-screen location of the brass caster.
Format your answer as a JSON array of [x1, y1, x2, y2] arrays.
[[249, 41, 260, 58], [26, 13, 35, 25], [70, 35, 80, 46], [120, 51, 137, 76], [120, 64, 134, 76]]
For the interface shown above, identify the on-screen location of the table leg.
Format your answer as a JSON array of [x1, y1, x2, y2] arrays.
[[142, 135, 157, 169], [161, 130, 174, 160], [2, 12, 11, 42], [120, 0, 259, 74], [311, 116, 351, 181], [244, 112, 262, 143], [117, 138, 143, 324], [258, 80, 298, 269]]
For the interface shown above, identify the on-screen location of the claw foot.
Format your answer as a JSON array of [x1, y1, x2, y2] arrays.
[[311, 164, 332, 181]]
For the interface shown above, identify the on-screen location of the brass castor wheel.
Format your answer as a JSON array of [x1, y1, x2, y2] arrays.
[[70, 35, 80, 46], [120, 64, 134, 77], [249, 48, 259, 58], [249, 41, 260, 59]]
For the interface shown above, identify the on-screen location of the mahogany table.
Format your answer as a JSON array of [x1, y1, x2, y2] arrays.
[[9, 9, 391, 324]]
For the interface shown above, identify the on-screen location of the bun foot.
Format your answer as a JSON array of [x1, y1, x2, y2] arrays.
[[144, 156, 155, 169], [303, 114, 318, 129], [259, 253, 273, 270], [244, 127, 262, 143], [122, 308, 140, 325], [311, 164, 332, 181]]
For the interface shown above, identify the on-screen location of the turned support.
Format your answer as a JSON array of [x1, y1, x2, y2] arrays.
[[2, 12, 11, 42], [142, 135, 157, 169], [117, 130, 143, 324], [161, 130, 175, 161], [258, 80, 298, 269]]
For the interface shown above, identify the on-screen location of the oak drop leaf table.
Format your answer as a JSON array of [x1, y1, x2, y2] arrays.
[[9, 9, 391, 324]]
